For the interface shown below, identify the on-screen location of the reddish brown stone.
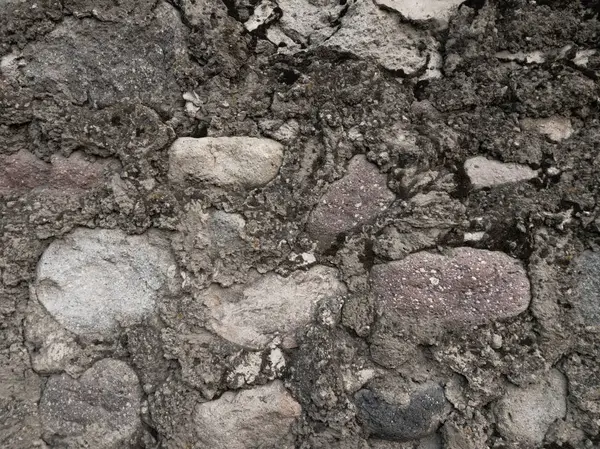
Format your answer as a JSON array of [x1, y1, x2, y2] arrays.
[[0, 150, 115, 195], [371, 247, 530, 327], [307, 155, 395, 248]]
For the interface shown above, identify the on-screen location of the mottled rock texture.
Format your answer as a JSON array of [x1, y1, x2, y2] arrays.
[[371, 248, 531, 328], [3, 0, 600, 448]]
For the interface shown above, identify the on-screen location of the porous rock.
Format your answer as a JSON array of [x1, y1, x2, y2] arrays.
[[464, 156, 538, 189], [355, 383, 447, 441], [39, 359, 142, 449], [371, 248, 530, 328], [204, 265, 347, 349], [168, 136, 284, 189], [494, 369, 567, 446], [308, 155, 395, 248], [194, 380, 301, 449], [34, 228, 176, 336]]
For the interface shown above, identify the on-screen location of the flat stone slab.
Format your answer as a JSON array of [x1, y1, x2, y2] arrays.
[[464, 156, 538, 189], [371, 248, 530, 327], [34, 228, 176, 336], [194, 381, 301, 449], [204, 265, 347, 349], [573, 250, 600, 326], [168, 136, 284, 189], [308, 155, 395, 248], [39, 359, 142, 449], [494, 369, 567, 446]]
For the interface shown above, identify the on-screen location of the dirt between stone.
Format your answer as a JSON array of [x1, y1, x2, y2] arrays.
[[1, 0, 600, 448]]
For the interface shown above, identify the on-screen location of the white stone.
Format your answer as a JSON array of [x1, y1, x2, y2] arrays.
[[464, 156, 537, 189], [494, 370, 567, 446], [203, 265, 347, 349], [323, 0, 434, 75], [496, 50, 546, 64], [374, 0, 463, 26], [244, 0, 278, 32], [34, 228, 176, 336], [168, 137, 284, 189], [194, 381, 301, 449], [521, 116, 574, 142]]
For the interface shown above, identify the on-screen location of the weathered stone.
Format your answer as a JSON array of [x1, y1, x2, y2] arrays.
[[374, 0, 463, 27], [194, 381, 301, 449], [21, 3, 188, 109], [464, 156, 538, 189], [323, 0, 436, 75], [494, 370, 567, 446], [262, 0, 344, 50], [39, 359, 142, 449], [355, 383, 447, 441], [521, 116, 574, 142], [371, 248, 530, 328], [168, 136, 284, 189], [0, 150, 116, 195], [308, 155, 395, 248], [573, 250, 600, 325], [34, 228, 176, 336], [204, 265, 347, 349]]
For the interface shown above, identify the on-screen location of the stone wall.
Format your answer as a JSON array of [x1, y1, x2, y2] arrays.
[[2, 0, 600, 448]]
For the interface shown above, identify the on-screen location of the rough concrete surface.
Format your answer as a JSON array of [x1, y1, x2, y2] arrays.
[[2, 0, 600, 448]]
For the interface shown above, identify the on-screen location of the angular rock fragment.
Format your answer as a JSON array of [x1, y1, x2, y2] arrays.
[[494, 370, 567, 446], [308, 155, 395, 248], [168, 137, 284, 189], [194, 381, 301, 449], [464, 156, 537, 189], [323, 0, 435, 75], [203, 265, 347, 349], [371, 248, 530, 328], [521, 116, 573, 142], [34, 228, 176, 336], [39, 359, 142, 449], [374, 0, 463, 27], [355, 384, 447, 441]]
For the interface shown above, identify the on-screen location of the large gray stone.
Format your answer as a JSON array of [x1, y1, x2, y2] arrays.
[[521, 116, 573, 142], [464, 156, 538, 189], [573, 250, 600, 326], [168, 136, 284, 189], [323, 0, 436, 75], [204, 265, 347, 349], [39, 359, 142, 449], [308, 155, 395, 248], [194, 381, 301, 449], [371, 248, 530, 328], [494, 370, 567, 446], [34, 228, 176, 336]]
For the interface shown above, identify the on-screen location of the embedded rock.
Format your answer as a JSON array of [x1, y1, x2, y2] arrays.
[[39, 359, 142, 449], [203, 265, 347, 349], [374, 0, 463, 27], [308, 155, 395, 248], [371, 248, 530, 328], [355, 384, 447, 441], [521, 116, 573, 142], [34, 228, 176, 336], [323, 0, 435, 75], [494, 370, 567, 446], [168, 137, 284, 189], [464, 156, 537, 189], [572, 250, 600, 326], [0, 150, 116, 195], [194, 381, 301, 449]]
